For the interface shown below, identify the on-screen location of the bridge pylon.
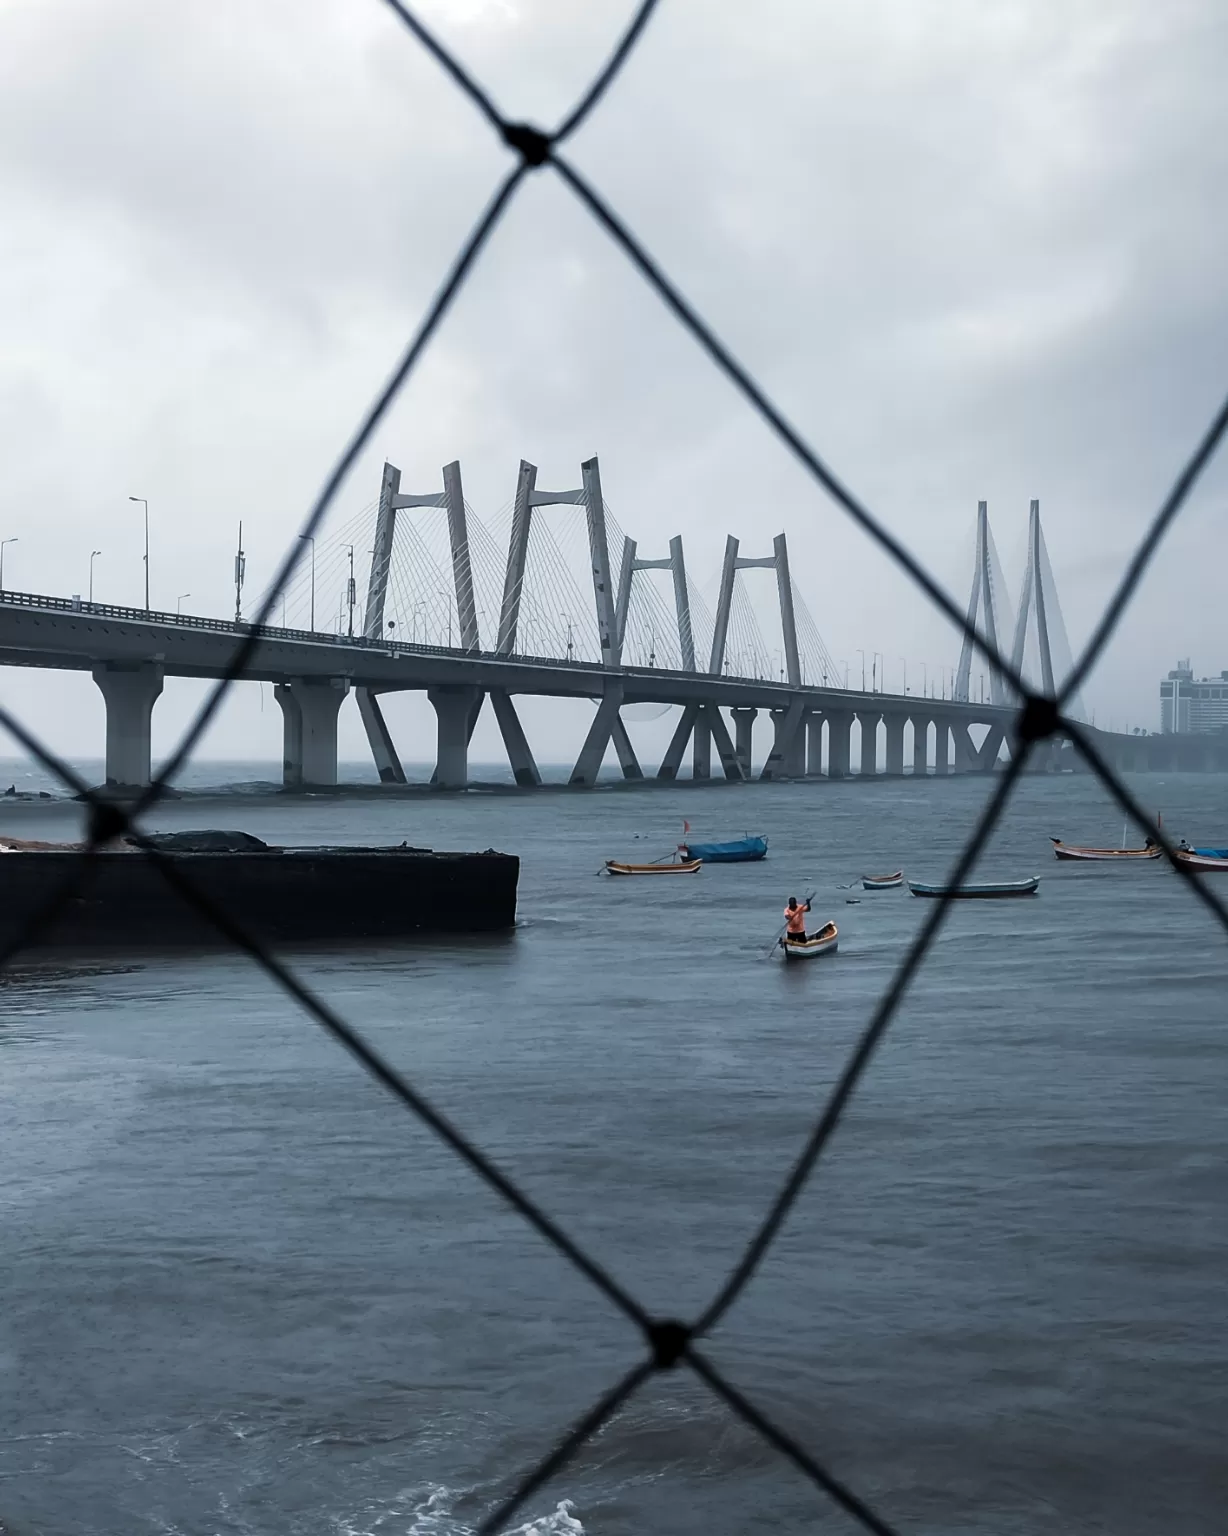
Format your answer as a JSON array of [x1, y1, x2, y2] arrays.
[[954, 500, 1010, 707]]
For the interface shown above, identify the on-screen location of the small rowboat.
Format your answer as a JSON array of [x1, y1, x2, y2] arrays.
[[681, 835, 768, 863], [604, 859, 701, 876], [1051, 838, 1160, 861], [909, 877, 1039, 899], [779, 920, 838, 959], [1174, 849, 1228, 872], [862, 871, 903, 890]]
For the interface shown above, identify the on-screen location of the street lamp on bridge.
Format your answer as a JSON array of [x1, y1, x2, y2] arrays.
[[857, 648, 866, 691], [128, 497, 149, 610], [298, 534, 315, 632], [89, 549, 102, 603], [0, 537, 18, 592], [899, 657, 907, 695], [177, 592, 190, 615]]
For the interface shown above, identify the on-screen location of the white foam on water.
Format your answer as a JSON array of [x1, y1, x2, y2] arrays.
[[333, 1485, 585, 1536]]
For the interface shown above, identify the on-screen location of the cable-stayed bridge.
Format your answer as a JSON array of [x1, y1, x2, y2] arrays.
[[0, 457, 1156, 788]]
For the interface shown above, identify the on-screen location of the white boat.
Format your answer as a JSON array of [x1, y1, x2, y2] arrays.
[[862, 870, 903, 890], [779, 920, 839, 960]]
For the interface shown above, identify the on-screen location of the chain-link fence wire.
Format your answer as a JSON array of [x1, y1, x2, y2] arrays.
[[5, 2, 1228, 1530]]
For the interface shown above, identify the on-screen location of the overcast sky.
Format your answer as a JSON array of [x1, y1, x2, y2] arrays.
[[1, 0, 1226, 771]]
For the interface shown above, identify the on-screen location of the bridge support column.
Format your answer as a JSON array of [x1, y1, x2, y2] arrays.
[[884, 713, 905, 776], [705, 706, 743, 780], [429, 685, 481, 789], [571, 687, 624, 786], [611, 714, 644, 781], [692, 711, 711, 780], [92, 662, 163, 788], [953, 724, 979, 774], [277, 677, 348, 788], [858, 711, 880, 776], [658, 704, 699, 781], [826, 711, 852, 778], [805, 713, 823, 776], [355, 687, 406, 784], [933, 717, 951, 776], [761, 698, 805, 780], [912, 717, 930, 776], [732, 708, 756, 777], [489, 690, 541, 787]]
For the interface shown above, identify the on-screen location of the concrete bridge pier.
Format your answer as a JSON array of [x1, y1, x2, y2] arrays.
[[692, 711, 712, 780], [92, 662, 164, 788], [827, 711, 852, 778], [429, 684, 482, 789], [657, 703, 699, 781], [732, 707, 756, 778], [355, 687, 406, 784], [858, 711, 880, 776], [706, 707, 744, 780], [761, 699, 805, 779], [489, 689, 541, 787], [953, 724, 982, 774], [912, 716, 930, 776], [805, 712, 823, 777], [932, 717, 951, 776], [276, 677, 349, 788], [884, 713, 905, 776], [571, 686, 625, 786]]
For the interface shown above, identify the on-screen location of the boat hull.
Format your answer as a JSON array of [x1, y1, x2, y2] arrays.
[[1174, 850, 1228, 872], [862, 871, 903, 889], [780, 922, 838, 959], [909, 877, 1039, 898], [1051, 839, 1160, 861], [682, 836, 767, 863], [0, 845, 519, 949], [605, 859, 702, 875]]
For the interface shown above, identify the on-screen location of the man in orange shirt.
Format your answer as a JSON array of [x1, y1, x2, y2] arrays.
[[783, 895, 811, 943]]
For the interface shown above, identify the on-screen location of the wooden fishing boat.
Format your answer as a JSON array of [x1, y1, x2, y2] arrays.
[[779, 920, 838, 959], [909, 876, 1039, 899], [1051, 838, 1160, 861], [604, 858, 702, 876], [862, 870, 903, 890], [681, 835, 768, 863], [1173, 849, 1228, 872]]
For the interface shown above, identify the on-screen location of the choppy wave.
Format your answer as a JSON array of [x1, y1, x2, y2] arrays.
[[334, 1484, 583, 1536]]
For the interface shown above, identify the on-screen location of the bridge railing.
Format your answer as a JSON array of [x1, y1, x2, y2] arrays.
[[0, 587, 994, 707]]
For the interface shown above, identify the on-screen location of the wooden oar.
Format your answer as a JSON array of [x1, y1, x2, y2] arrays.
[[762, 888, 816, 959]]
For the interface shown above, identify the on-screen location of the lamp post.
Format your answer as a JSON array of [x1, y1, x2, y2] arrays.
[[438, 590, 454, 648], [128, 497, 149, 609], [872, 651, 882, 693], [298, 534, 315, 631], [920, 662, 927, 698], [234, 522, 246, 623], [177, 592, 190, 615], [89, 549, 102, 602], [345, 545, 355, 638], [857, 648, 866, 691], [0, 537, 18, 592], [899, 656, 907, 695], [560, 613, 574, 663]]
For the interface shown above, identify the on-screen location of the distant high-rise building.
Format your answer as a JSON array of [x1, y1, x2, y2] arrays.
[[1161, 660, 1228, 734]]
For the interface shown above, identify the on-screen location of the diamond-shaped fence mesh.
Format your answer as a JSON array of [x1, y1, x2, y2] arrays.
[[6, 4, 1228, 1532]]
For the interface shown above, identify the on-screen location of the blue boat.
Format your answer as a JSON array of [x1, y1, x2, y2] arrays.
[[680, 835, 768, 863], [1191, 846, 1228, 859]]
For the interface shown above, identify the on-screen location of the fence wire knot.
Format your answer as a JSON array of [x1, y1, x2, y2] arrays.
[[647, 1318, 691, 1370], [1016, 693, 1061, 743], [502, 122, 553, 167]]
